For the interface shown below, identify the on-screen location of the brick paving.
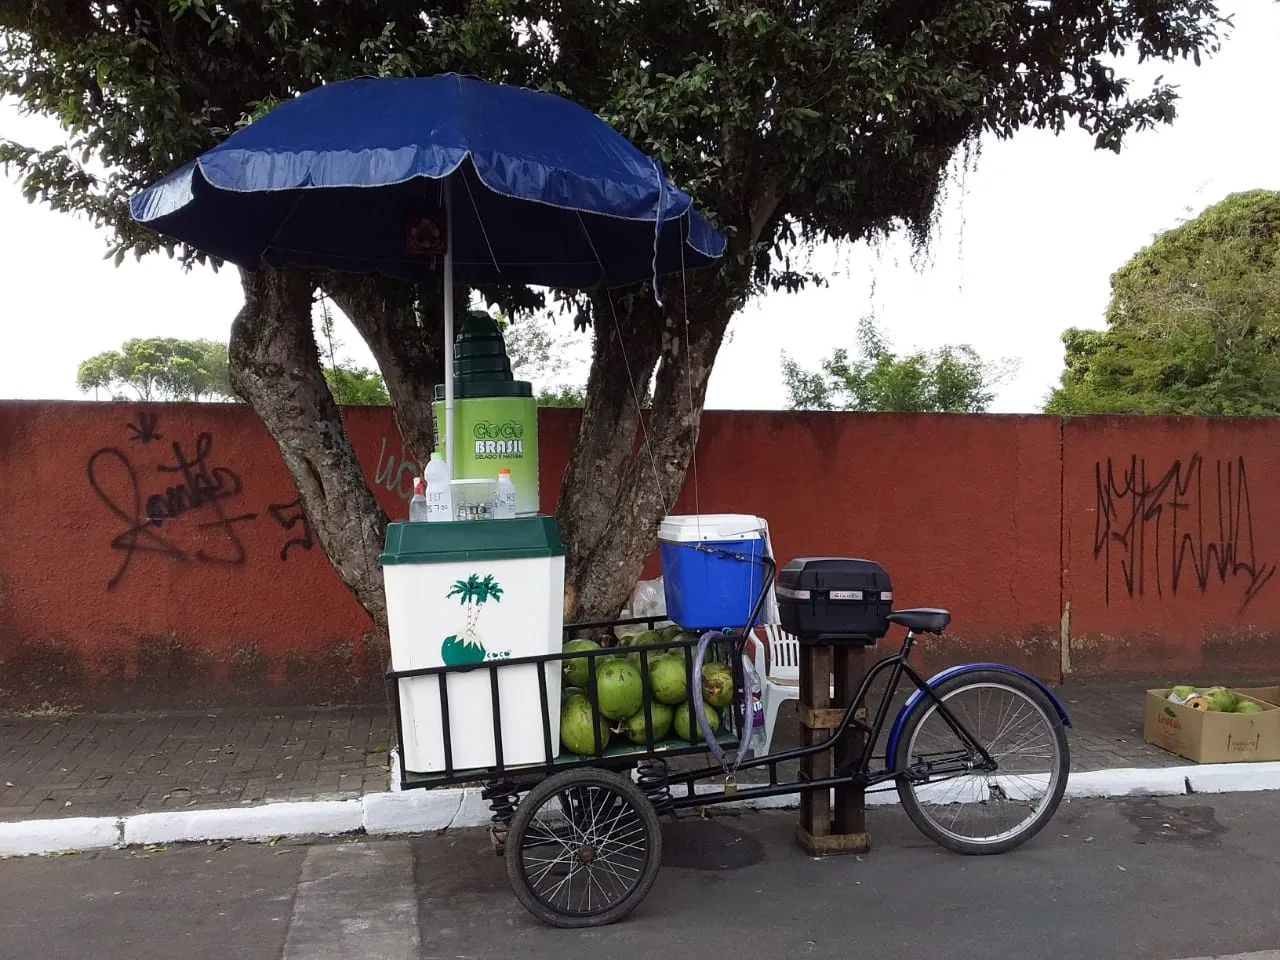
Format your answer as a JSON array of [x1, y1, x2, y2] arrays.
[[0, 707, 392, 821], [0, 678, 1240, 823]]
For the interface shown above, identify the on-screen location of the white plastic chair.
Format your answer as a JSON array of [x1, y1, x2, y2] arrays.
[[753, 624, 798, 752], [752, 624, 840, 752]]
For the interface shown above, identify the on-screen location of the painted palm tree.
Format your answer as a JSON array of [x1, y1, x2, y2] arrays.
[[441, 574, 505, 665]]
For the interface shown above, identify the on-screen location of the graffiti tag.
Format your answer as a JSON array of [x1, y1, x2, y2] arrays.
[[87, 429, 257, 590], [1093, 454, 1276, 612]]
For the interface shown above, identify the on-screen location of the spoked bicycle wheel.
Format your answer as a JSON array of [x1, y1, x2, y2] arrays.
[[894, 669, 1069, 855], [505, 767, 662, 928]]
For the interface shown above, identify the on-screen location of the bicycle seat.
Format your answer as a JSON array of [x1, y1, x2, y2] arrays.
[[887, 608, 951, 634]]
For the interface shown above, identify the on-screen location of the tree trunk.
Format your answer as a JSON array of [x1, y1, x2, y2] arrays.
[[555, 292, 663, 617], [229, 266, 391, 630], [557, 276, 739, 621]]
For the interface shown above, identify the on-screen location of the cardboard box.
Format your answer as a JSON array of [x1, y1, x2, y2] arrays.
[[1143, 689, 1280, 763], [1235, 685, 1280, 706]]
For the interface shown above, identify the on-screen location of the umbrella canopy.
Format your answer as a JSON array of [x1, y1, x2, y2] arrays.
[[131, 73, 725, 288]]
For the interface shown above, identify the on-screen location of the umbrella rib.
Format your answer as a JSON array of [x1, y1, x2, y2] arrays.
[[459, 165, 503, 278], [260, 190, 308, 266]]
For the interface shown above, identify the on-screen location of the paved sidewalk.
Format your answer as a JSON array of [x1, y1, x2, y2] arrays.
[[0, 678, 1223, 822], [0, 707, 392, 821]]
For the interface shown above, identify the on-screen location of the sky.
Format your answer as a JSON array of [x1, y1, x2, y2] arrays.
[[2, 0, 1278, 413]]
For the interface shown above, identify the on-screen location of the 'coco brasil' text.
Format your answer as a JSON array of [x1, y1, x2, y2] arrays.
[[474, 438, 525, 457], [472, 420, 525, 458]]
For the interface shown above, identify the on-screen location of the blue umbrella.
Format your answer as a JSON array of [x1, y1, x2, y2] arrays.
[[131, 73, 725, 466]]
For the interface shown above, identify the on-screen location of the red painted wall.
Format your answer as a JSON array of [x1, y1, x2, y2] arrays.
[[0, 401, 1276, 710], [1062, 416, 1280, 678]]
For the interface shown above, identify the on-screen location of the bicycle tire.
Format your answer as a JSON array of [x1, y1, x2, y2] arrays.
[[894, 668, 1069, 855], [505, 767, 662, 928]]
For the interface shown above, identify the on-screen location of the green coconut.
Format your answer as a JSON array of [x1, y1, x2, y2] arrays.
[[617, 701, 675, 744], [1235, 700, 1265, 715], [1203, 686, 1238, 713], [673, 700, 721, 742], [594, 658, 645, 721], [649, 655, 689, 705], [560, 694, 612, 755], [631, 629, 663, 648], [1170, 684, 1198, 700], [561, 639, 601, 688], [701, 662, 736, 709], [561, 685, 585, 703], [661, 624, 685, 642]]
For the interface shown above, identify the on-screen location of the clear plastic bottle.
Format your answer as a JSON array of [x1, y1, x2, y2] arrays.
[[424, 452, 453, 523], [740, 653, 767, 758], [494, 468, 517, 520], [409, 477, 430, 522]]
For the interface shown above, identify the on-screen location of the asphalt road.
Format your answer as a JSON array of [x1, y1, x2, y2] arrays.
[[2, 793, 1279, 960]]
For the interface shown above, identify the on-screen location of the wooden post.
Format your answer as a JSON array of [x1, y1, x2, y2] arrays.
[[796, 641, 870, 856]]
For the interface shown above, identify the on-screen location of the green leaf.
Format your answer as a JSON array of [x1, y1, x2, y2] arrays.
[[1046, 190, 1280, 416]]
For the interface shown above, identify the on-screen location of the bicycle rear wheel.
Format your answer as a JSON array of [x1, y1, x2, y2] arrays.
[[505, 767, 662, 928], [894, 669, 1069, 855]]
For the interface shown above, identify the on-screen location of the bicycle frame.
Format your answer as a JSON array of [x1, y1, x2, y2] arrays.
[[661, 626, 997, 810]]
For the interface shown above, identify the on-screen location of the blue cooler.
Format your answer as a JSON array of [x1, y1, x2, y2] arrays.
[[659, 514, 768, 630]]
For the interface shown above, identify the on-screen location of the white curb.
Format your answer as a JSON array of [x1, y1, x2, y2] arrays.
[[0, 815, 122, 857], [4, 760, 1279, 858], [123, 800, 365, 847]]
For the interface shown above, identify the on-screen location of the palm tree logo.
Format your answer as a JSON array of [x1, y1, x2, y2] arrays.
[[441, 574, 505, 666]]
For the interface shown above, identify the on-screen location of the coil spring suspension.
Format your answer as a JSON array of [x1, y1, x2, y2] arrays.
[[635, 759, 673, 815], [481, 779, 519, 854]]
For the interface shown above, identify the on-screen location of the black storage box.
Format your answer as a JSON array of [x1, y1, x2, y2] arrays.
[[776, 558, 893, 645]]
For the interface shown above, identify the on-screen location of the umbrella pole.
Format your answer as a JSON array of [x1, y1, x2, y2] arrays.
[[443, 177, 456, 472]]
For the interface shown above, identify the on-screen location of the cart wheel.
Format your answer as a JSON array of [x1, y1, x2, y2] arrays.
[[505, 767, 662, 928]]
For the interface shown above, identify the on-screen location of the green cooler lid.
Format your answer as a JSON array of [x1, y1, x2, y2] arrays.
[[434, 310, 533, 401], [380, 516, 565, 565]]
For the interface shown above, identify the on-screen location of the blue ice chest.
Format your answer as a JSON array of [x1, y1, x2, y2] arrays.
[[659, 514, 768, 631]]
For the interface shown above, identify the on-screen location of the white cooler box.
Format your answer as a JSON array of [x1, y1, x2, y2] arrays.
[[381, 516, 566, 774]]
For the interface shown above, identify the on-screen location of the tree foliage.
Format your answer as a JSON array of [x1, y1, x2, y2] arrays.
[[76, 337, 233, 401], [316, 301, 390, 405], [782, 317, 1011, 413], [1046, 189, 1280, 416], [1, 0, 1230, 624]]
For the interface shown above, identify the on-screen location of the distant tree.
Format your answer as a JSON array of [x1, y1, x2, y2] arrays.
[[76, 337, 233, 401], [782, 317, 1014, 413], [316, 302, 390, 406], [1046, 190, 1280, 416], [536, 385, 588, 408], [324, 365, 391, 405], [498, 312, 589, 406]]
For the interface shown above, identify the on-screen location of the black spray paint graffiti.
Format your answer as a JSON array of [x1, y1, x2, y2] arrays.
[[1093, 454, 1277, 612], [88, 429, 257, 590], [87, 413, 323, 588], [125, 411, 163, 444], [268, 498, 314, 561]]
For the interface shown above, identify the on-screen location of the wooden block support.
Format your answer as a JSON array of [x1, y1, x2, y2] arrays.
[[797, 705, 847, 731], [796, 643, 870, 857]]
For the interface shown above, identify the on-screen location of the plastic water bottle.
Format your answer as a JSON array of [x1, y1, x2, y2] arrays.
[[494, 468, 517, 519], [740, 653, 767, 758], [409, 477, 430, 522], [424, 453, 453, 522], [748, 693, 767, 758]]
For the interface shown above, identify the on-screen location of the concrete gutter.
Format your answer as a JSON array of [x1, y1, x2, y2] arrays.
[[3, 760, 1278, 858]]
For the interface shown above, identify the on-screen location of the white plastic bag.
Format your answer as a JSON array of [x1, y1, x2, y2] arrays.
[[614, 576, 673, 639]]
